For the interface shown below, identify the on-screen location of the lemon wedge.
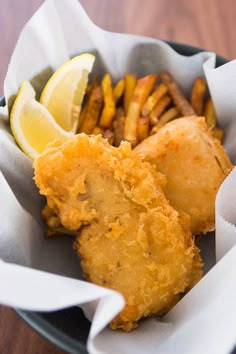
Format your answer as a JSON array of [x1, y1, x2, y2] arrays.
[[40, 53, 95, 132], [10, 80, 71, 160]]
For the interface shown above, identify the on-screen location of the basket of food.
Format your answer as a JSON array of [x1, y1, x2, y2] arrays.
[[1, 0, 236, 353]]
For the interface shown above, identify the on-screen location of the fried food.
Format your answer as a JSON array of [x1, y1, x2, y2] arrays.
[[151, 107, 179, 134], [204, 96, 217, 129], [34, 134, 202, 331], [137, 116, 149, 142], [142, 83, 168, 116], [190, 77, 207, 116], [114, 79, 125, 104], [124, 74, 157, 147], [92, 126, 104, 135], [149, 95, 172, 126], [135, 116, 233, 235], [78, 79, 103, 134], [160, 72, 196, 116], [113, 107, 125, 147], [99, 73, 115, 128], [212, 126, 224, 142], [103, 129, 114, 145], [124, 73, 137, 114]]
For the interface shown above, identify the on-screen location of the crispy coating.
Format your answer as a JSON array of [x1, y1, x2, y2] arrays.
[[135, 116, 233, 235], [34, 134, 202, 331]]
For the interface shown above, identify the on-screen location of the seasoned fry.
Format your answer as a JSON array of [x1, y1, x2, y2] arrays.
[[103, 129, 114, 145], [113, 107, 125, 147], [124, 74, 157, 146], [212, 126, 224, 142], [160, 72, 196, 116], [150, 95, 171, 125], [92, 126, 104, 135], [99, 73, 116, 128], [86, 84, 92, 96], [41, 203, 55, 220], [45, 226, 77, 238], [138, 116, 149, 142], [78, 83, 103, 134], [77, 108, 86, 132], [204, 97, 216, 128], [77, 98, 88, 132], [114, 79, 125, 104], [124, 74, 137, 114], [142, 83, 168, 116], [151, 107, 179, 134], [190, 77, 207, 116]]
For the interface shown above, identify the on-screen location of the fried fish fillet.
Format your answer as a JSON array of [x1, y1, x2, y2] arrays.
[[135, 116, 233, 235], [34, 134, 202, 331]]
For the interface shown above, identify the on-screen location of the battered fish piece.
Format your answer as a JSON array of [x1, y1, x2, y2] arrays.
[[34, 134, 202, 331], [135, 116, 233, 235]]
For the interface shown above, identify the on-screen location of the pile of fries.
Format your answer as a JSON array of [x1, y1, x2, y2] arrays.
[[77, 71, 223, 147]]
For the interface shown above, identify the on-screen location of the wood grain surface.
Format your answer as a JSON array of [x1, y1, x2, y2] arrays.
[[0, 0, 235, 353]]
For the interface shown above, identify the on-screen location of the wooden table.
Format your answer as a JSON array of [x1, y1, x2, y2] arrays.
[[0, 0, 235, 353]]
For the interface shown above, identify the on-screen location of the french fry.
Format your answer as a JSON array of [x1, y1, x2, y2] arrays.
[[78, 82, 103, 134], [204, 97, 216, 128], [45, 226, 77, 238], [99, 73, 116, 128], [124, 74, 137, 114], [92, 126, 104, 135], [86, 84, 92, 96], [212, 126, 224, 142], [151, 107, 179, 134], [77, 77, 99, 130], [150, 95, 171, 125], [113, 107, 125, 147], [103, 129, 114, 145], [160, 72, 196, 116], [77, 104, 87, 131], [138, 116, 149, 142], [142, 83, 168, 116], [124, 74, 157, 146], [190, 77, 207, 115], [47, 215, 61, 229], [114, 79, 125, 104], [41, 204, 55, 220]]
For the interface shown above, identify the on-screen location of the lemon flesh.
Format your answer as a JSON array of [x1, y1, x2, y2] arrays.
[[40, 53, 95, 132], [10, 80, 71, 160]]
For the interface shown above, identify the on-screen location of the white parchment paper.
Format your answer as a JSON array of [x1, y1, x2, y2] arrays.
[[1, 0, 236, 353]]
